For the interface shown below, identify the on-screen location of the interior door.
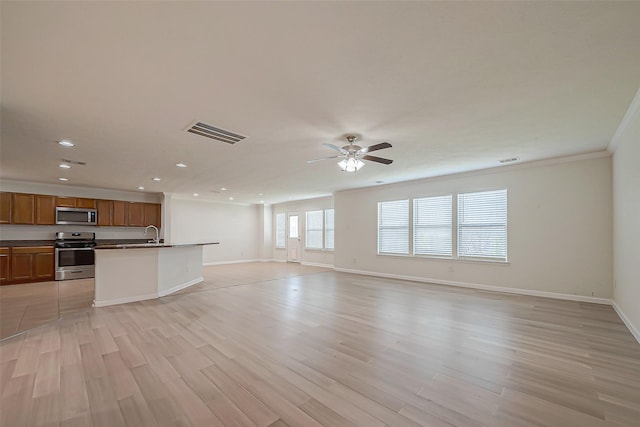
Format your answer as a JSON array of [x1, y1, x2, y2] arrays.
[[287, 212, 301, 262]]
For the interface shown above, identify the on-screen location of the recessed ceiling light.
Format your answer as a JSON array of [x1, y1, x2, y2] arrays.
[[58, 164, 71, 169], [220, 187, 227, 191], [58, 177, 69, 181], [176, 163, 187, 168], [258, 193, 264, 196], [193, 193, 199, 197], [260, 200, 264, 204], [152, 177, 161, 181], [138, 186, 145, 190], [58, 140, 75, 147], [228, 197, 234, 201]]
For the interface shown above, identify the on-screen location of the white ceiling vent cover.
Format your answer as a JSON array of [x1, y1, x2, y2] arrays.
[[185, 121, 246, 145]]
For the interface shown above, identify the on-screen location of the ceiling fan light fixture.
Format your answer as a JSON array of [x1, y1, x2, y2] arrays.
[[338, 157, 364, 172]]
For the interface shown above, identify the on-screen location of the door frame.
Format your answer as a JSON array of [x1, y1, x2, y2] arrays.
[[286, 211, 301, 263]]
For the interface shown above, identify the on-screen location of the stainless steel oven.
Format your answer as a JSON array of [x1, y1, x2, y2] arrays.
[[55, 232, 96, 280]]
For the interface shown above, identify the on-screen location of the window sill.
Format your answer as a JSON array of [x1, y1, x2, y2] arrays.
[[304, 248, 334, 252], [376, 253, 510, 265]]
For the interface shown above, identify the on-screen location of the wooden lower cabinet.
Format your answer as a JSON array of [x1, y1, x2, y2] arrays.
[[0, 248, 9, 285], [3, 246, 55, 285]]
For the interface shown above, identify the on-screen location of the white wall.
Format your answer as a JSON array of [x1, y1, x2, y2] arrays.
[[335, 154, 613, 299], [272, 196, 334, 267], [0, 179, 162, 241], [611, 90, 640, 339], [167, 196, 260, 264]]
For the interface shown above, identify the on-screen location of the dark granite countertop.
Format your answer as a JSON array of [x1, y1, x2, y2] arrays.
[[95, 242, 219, 250], [0, 240, 55, 247]]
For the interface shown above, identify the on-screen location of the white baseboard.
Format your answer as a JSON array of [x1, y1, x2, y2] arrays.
[[301, 261, 334, 269], [334, 267, 612, 305], [93, 292, 158, 308], [203, 259, 261, 266], [158, 277, 203, 297], [611, 300, 640, 344]]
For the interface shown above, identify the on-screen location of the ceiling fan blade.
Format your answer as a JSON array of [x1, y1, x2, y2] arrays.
[[358, 142, 392, 155], [307, 155, 340, 163], [323, 143, 348, 154], [362, 154, 393, 165]]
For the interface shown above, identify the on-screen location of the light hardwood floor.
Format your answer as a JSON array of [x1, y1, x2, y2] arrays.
[[0, 279, 95, 339], [1, 262, 639, 426]]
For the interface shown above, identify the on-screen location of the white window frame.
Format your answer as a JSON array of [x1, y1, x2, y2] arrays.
[[305, 210, 324, 249], [324, 209, 334, 251], [275, 213, 285, 249], [457, 189, 508, 261], [377, 200, 410, 255], [376, 189, 508, 263], [413, 194, 453, 257]]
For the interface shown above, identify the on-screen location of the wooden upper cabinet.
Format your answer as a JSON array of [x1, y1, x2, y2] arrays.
[[127, 202, 145, 227], [112, 200, 128, 226], [96, 199, 113, 226], [143, 203, 161, 228], [0, 192, 11, 224], [35, 195, 56, 225], [76, 198, 96, 208], [11, 193, 35, 224], [56, 196, 76, 207]]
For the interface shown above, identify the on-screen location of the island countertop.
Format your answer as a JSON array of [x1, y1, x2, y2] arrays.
[[95, 242, 219, 250]]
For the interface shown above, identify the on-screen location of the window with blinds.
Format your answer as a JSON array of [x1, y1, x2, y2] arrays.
[[325, 209, 335, 250], [378, 200, 409, 254], [305, 210, 323, 249], [275, 213, 285, 248], [413, 195, 452, 256], [457, 189, 507, 260]]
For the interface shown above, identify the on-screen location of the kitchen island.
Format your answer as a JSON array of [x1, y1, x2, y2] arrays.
[[93, 242, 219, 307]]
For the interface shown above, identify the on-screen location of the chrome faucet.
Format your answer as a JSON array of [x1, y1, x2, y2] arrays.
[[144, 225, 160, 244]]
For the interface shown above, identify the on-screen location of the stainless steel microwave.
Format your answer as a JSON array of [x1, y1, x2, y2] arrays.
[[55, 207, 97, 225]]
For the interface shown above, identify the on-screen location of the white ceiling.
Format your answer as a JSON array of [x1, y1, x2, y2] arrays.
[[2, 1, 639, 205]]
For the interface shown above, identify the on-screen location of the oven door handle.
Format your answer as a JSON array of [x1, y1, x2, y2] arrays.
[[56, 247, 95, 251]]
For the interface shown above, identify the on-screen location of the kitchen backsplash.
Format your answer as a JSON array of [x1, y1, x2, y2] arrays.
[[0, 224, 157, 241]]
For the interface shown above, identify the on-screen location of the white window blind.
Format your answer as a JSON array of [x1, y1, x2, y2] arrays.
[[457, 189, 507, 260], [413, 195, 452, 256], [275, 213, 285, 248], [325, 209, 335, 250], [305, 210, 323, 249], [378, 200, 409, 254]]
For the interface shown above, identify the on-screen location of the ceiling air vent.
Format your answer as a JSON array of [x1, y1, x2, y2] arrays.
[[499, 157, 519, 164], [185, 121, 246, 145]]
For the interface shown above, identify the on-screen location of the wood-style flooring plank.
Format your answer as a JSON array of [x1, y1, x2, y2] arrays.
[[0, 262, 639, 427]]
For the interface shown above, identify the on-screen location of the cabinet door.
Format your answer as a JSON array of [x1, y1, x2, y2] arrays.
[[0, 248, 9, 285], [11, 252, 33, 281], [33, 251, 54, 280], [0, 192, 11, 224], [112, 200, 128, 226], [56, 197, 76, 207], [76, 198, 96, 208], [143, 203, 161, 228], [96, 199, 113, 226], [127, 202, 145, 227], [35, 195, 56, 225], [11, 193, 35, 224]]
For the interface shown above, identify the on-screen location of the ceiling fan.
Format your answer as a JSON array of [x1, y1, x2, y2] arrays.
[[307, 135, 393, 172]]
